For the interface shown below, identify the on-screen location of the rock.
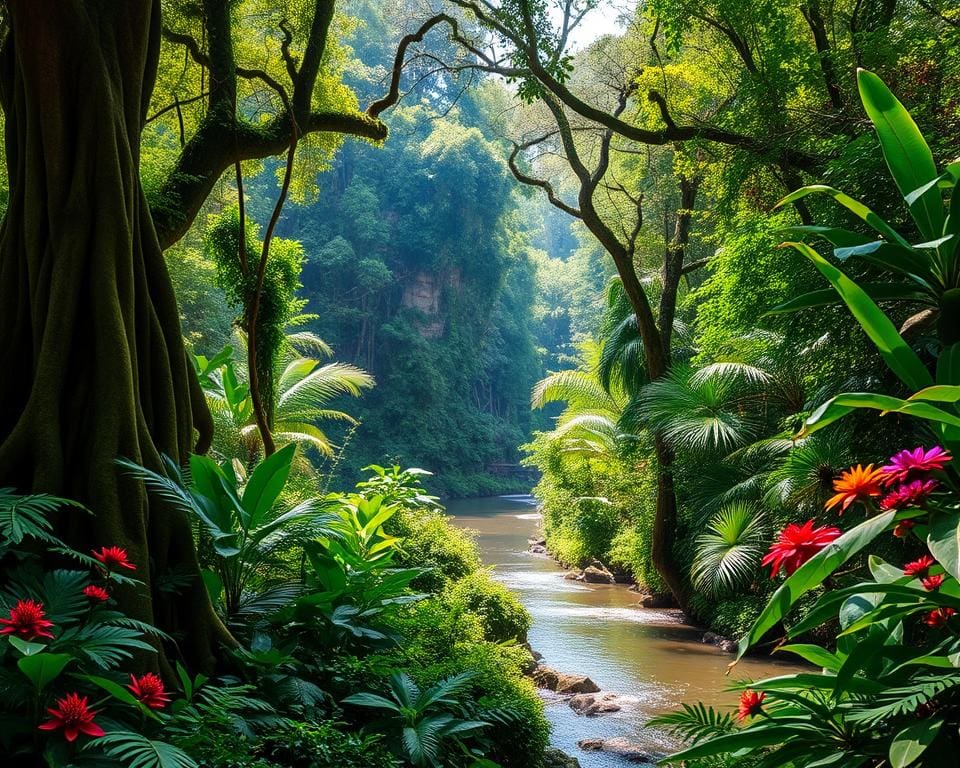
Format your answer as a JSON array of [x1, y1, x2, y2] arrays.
[[543, 747, 582, 768], [581, 565, 615, 584], [638, 592, 675, 608], [519, 651, 539, 676], [522, 643, 543, 661], [529, 536, 547, 548], [577, 737, 659, 763], [568, 692, 622, 716], [533, 665, 600, 694], [529, 544, 547, 554], [555, 672, 601, 694], [533, 665, 560, 690], [564, 570, 582, 580], [703, 631, 738, 653]]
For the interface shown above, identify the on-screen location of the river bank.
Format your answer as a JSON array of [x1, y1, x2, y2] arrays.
[[448, 494, 802, 767]]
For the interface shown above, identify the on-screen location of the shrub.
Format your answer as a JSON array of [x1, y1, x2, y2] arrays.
[[260, 721, 399, 768], [449, 571, 531, 643], [387, 506, 482, 593]]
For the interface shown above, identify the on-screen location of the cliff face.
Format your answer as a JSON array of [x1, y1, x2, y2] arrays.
[[401, 268, 462, 339]]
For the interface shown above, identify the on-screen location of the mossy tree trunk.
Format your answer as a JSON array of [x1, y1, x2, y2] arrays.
[[0, 1, 227, 671]]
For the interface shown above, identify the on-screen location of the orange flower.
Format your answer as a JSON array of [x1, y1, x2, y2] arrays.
[[825, 464, 888, 513]]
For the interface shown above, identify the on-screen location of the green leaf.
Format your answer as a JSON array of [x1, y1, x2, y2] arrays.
[[858, 69, 944, 241], [798, 392, 960, 439], [8, 636, 47, 656], [241, 443, 295, 530], [783, 242, 933, 390], [87, 731, 198, 768], [777, 188, 911, 248], [765, 283, 931, 316], [889, 717, 943, 768], [667, 726, 805, 761], [737, 511, 895, 659], [777, 644, 841, 671], [929, 512, 960, 581], [18, 652, 72, 690]]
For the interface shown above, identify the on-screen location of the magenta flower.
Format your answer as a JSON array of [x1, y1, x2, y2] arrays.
[[882, 446, 951, 485], [880, 479, 938, 510]]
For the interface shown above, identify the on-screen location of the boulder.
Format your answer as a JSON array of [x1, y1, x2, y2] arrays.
[[568, 692, 622, 716], [581, 565, 615, 584], [533, 665, 600, 694], [555, 672, 601, 694], [638, 592, 675, 608], [577, 737, 659, 763], [530, 544, 547, 555], [564, 570, 582, 580], [522, 642, 543, 661], [543, 747, 582, 768], [703, 631, 738, 653]]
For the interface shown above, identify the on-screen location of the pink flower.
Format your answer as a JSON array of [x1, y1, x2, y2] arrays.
[[0, 599, 55, 640], [882, 446, 951, 485], [881, 479, 938, 510], [762, 521, 842, 577], [37, 693, 105, 742]]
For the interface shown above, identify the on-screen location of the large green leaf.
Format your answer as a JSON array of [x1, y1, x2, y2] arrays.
[[777, 188, 911, 248], [784, 242, 932, 390], [737, 511, 895, 659], [667, 726, 806, 761], [766, 283, 931, 315], [798, 391, 960, 438], [18, 652, 72, 690], [929, 512, 960, 581], [241, 443, 295, 531], [858, 69, 944, 242], [889, 717, 943, 768]]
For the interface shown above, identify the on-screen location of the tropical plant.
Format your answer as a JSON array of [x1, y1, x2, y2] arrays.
[[343, 671, 493, 767], [119, 445, 341, 623], [195, 336, 374, 461], [690, 502, 767, 597]]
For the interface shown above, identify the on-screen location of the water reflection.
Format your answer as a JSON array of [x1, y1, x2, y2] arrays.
[[447, 495, 803, 767]]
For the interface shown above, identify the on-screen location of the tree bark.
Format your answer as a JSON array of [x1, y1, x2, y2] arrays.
[[0, 1, 229, 672]]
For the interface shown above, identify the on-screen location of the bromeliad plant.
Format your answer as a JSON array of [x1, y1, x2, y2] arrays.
[[654, 443, 960, 767]]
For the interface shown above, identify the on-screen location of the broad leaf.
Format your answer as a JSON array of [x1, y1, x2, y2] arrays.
[[737, 511, 895, 659], [18, 652, 72, 690], [889, 717, 943, 768], [783, 242, 932, 390], [929, 512, 960, 581], [858, 69, 944, 241], [241, 443, 295, 530], [766, 283, 930, 316]]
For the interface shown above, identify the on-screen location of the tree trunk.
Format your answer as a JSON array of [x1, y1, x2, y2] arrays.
[[0, 1, 228, 672]]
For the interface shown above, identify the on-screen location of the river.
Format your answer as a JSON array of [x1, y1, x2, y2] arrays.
[[447, 494, 803, 767]]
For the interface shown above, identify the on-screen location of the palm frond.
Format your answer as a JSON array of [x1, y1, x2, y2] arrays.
[[86, 732, 198, 768], [647, 702, 736, 743], [691, 502, 766, 596]]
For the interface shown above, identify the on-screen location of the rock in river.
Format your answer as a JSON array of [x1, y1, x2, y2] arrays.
[[581, 565, 615, 584], [533, 665, 601, 694], [568, 692, 622, 716], [577, 737, 660, 763]]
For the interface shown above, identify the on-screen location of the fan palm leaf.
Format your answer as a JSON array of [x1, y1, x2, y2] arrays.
[[691, 502, 766, 596]]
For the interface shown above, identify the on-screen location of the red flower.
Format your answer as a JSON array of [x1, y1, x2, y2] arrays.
[[882, 446, 951, 485], [903, 555, 936, 578], [37, 692, 105, 742], [738, 690, 765, 722], [922, 574, 945, 591], [893, 519, 916, 539], [0, 599, 55, 640], [881, 479, 938, 510], [925, 607, 956, 628], [128, 673, 171, 710], [762, 520, 842, 577], [91, 546, 136, 571], [82, 585, 110, 602], [825, 464, 888, 512]]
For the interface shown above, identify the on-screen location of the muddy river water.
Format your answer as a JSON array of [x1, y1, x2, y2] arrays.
[[447, 495, 803, 767]]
